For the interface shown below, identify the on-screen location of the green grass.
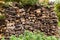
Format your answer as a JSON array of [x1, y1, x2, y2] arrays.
[[2, 30, 60, 40]]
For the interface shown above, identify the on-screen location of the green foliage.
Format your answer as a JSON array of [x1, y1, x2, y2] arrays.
[[3, 0, 49, 7], [1, 37, 5, 40], [54, 3, 60, 13], [2, 30, 60, 40], [0, 15, 6, 20], [58, 21, 60, 27], [10, 35, 18, 40], [4, 0, 38, 5], [0, 13, 6, 20], [20, 0, 38, 5], [54, 0, 60, 21], [39, 0, 49, 6]]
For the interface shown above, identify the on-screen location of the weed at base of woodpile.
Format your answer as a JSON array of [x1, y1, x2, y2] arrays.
[[1, 30, 60, 40]]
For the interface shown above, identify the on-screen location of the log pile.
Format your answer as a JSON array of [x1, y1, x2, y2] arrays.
[[0, 2, 58, 38]]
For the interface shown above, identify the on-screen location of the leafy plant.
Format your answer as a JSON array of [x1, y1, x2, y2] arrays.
[[10, 35, 18, 40], [2, 30, 60, 40], [58, 21, 60, 27], [4, 0, 38, 6], [20, 0, 38, 5], [54, 0, 60, 21], [39, 0, 49, 6], [1, 37, 5, 40], [0, 13, 6, 20]]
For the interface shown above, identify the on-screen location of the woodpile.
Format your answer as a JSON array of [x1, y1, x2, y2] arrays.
[[0, 2, 58, 38]]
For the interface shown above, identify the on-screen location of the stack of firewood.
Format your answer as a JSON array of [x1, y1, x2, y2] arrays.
[[0, 2, 58, 37]]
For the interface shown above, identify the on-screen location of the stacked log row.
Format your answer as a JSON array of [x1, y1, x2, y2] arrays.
[[0, 2, 58, 38]]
